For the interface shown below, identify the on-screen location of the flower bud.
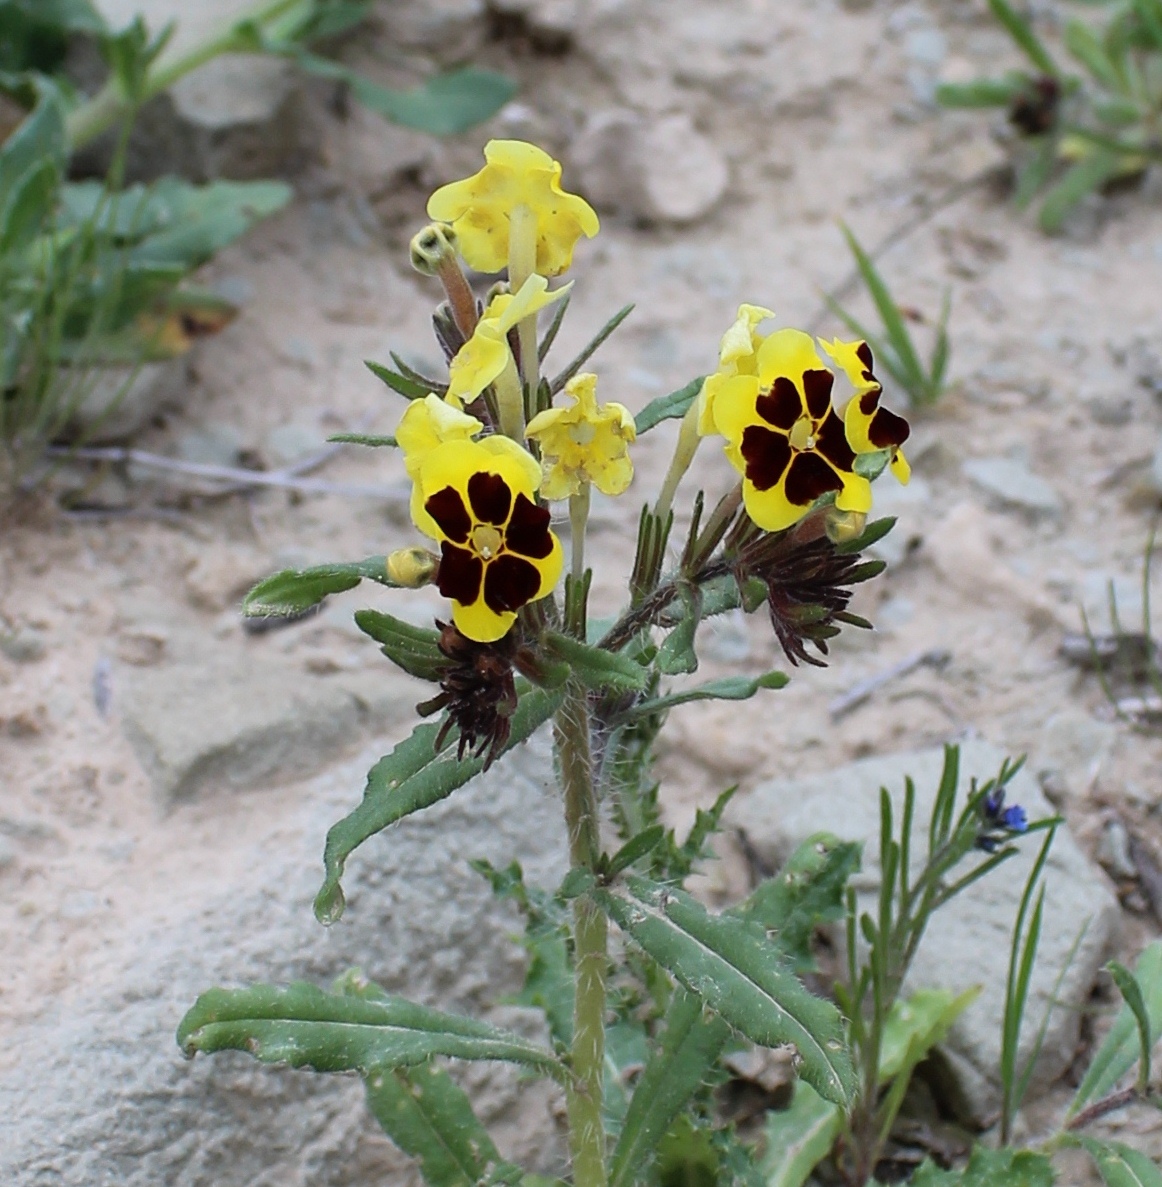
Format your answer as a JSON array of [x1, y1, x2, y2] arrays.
[[824, 508, 867, 545], [409, 222, 459, 276], [386, 547, 440, 588]]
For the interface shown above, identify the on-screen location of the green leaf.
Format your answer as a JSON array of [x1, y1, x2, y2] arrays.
[[365, 359, 435, 399], [988, 0, 1059, 75], [354, 610, 445, 682], [364, 1062, 502, 1187], [329, 432, 398, 447], [537, 291, 571, 362], [854, 449, 892, 480], [606, 825, 667, 878], [315, 686, 564, 923], [1038, 149, 1122, 233], [754, 1082, 843, 1187], [609, 990, 731, 1187], [834, 516, 896, 556], [541, 631, 648, 691], [621, 671, 789, 721], [1013, 136, 1057, 210], [1107, 960, 1152, 1091], [596, 876, 857, 1104], [1065, 19, 1126, 91], [935, 78, 1027, 107], [1075, 1136, 1162, 1187], [1071, 941, 1162, 1115], [634, 375, 707, 435], [880, 987, 980, 1082], [549, 303, 634, 394], [909, 1146, 1056, 1186], [243, 556, 396, 617], [657, 586, 701, 676], [178, 977, 564, 1083], [0, 87, 65, 247]]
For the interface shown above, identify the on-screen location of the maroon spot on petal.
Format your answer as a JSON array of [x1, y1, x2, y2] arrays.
[[437, 543, 483, 603], [803, 369, 834, 419], [740, 426, 793, 492], [856, 341, 874, 371], [467, 470, 512, 525], [814, 409, 857, 471], [425, 487, 471, 542], [868, 406, 911, 449], [505, 493, 553, 559], [784, 451, 843, 506], [755, 376, 803, 430], [858, 388, 882, 416], [483, 554, 541, 613]]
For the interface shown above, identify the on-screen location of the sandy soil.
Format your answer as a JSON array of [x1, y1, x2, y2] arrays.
[[3, 0, 1162, 1174]]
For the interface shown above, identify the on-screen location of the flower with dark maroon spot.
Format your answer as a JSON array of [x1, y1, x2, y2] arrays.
[[413, 436, 563, 642], [417, 621, 518, 768], [705, 327, 875, 532], [819, 338, 911, 484]]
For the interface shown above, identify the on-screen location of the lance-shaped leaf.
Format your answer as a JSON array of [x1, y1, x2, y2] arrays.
[[315, 686, 564, 923], [366, 358, 433, 400], [330, 432, 398, 448], [634, 376, 708, 435], [1074, 1136, 1162, 1187], [365, 1062, 503, 1187], [596, 875, 856, 1104], [541, 631, 648, 691], [620, 671, 788, 721], [355, 610, 445, 682], [178, 980, 565, 1082], [754, 1082, 843, 1187], [1070, 940, 1162, 1115], [609, 836, 858, 1187], [244, 556, 397, 617]]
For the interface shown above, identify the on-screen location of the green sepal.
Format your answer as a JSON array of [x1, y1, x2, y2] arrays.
[[620, 670, 788, 721], [634, 375, 707, 435], [854, 448, 892, 480], [177, 974, 565, 1082], [834, 515, 896, 555], [541, 631, 648, 691], [315, 686, 564, 924], [243, 557, 398, 617], [596, 875, 857, 1104], [354, 609, 444, 682]]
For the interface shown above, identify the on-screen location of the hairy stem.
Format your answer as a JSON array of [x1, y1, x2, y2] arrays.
[[555, 682, 607, 1187], [570, 484, 591, 583]]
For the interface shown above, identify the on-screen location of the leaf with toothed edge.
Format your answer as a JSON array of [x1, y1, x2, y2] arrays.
[[595, 875, 856, 1105], [314, 686, 564, 924]]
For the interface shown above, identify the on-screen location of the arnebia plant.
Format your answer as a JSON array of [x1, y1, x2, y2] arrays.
[[178, 142, 1043, 1186]]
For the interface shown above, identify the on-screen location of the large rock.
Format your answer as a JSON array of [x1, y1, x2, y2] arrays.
[[728, 741, 1119, 1123], [119, 629, 424, 804], [0, 732, 569, 1186]]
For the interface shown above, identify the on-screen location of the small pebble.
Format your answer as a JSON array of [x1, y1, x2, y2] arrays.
[[0, 629, 46, 663]]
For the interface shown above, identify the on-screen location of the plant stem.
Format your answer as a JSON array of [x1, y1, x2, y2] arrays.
[[654, 401, 701, 522], [570, 484, 591, 583], [65, 0, 304, 148], [494, 358, 526, 440], [507, 203, 541, 416], [555, 682, 607, 1187]]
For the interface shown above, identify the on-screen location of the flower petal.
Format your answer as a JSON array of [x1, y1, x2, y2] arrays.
[[437, 542, 484, 604], [783, 451, 843, 506], [743, 477, 808, 533], [505, 492, 555, 559], [740, 425, 793, 492], [483, 554, 542, 613], [425, 486, 472, 543], [819, 337, 879, 398], [755, 376, 805, 430], [720, 303, 776, 369], [453, 596, 516, 644], [467, 470, 512, 525], [756, 328, 826, 390]]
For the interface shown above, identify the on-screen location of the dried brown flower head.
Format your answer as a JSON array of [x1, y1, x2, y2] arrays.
[[417, 621, 518, 767]]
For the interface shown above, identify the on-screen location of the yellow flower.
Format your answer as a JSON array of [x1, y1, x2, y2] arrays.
[[396, 392, 485, 530], [706, 328, 882, 533], [697, 303, 776, 437], [819, 338, 912, 484], [413, 436, 563, 642], [427, 140, 600, 277], [447, 275, 571, 406], [525, 372, 636, 500]]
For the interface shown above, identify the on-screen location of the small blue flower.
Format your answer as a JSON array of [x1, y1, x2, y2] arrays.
[[976, 785, 1028, 852]]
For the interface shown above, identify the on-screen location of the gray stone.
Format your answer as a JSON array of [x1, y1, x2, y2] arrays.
[[0, 628, 46, 664], [84, 3, 317, 182], [728, 741, 1119, 1122], [68, 358, 190, 443], [0, 733, 569, 1186], [570, 110, 730, 225], [962, 456, 1062, 517], [175, 424, 247, 468], [265, 421, 326, 465], [1034, 709, 1118, 801], [119, 632, 423, 804], [0, 834, 16, 872]]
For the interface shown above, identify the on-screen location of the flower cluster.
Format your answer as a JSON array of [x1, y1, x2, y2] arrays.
[[976, 786, 1029, 853]]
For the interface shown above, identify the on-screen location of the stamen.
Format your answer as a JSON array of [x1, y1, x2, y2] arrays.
[[789, 416, 816, 452]]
